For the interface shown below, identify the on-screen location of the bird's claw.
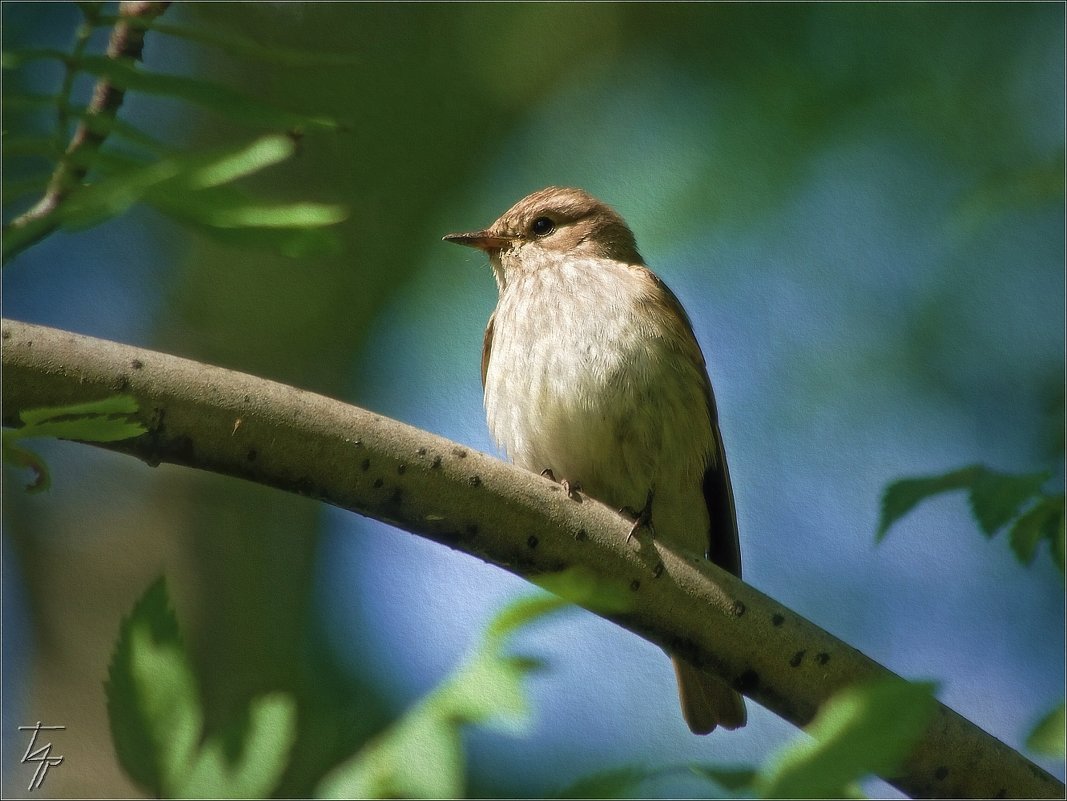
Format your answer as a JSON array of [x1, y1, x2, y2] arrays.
[[623, 488, 656, 543], [542, 468, 582, 500]]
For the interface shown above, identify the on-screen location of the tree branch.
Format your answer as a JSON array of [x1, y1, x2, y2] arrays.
[[1, 318, 1061, 800], [4, 1, 171, 260]]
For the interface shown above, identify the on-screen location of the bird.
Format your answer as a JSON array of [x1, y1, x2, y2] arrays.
[[443, 186, 745, 734]]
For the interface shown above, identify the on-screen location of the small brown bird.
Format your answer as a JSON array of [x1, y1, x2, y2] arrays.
[[444, 186, 745, 734]]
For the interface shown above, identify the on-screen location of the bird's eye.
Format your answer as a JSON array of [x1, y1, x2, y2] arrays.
[[530, 216, 555, 236]]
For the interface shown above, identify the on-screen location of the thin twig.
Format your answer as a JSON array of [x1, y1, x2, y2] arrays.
[[5, 1, 170, 258]]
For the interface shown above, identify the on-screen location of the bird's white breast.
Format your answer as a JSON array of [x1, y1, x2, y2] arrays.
[[483, 255, 714, 553]]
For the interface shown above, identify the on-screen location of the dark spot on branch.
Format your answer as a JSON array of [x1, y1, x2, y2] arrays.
[[527, 535, 538, 549], [935, 767, 949, 781], [732, 601, 746, 617], [815, 652, 830, 665], [431, 455, 442, 469], [384, 487, 403, 512], [353, 439, 363, 448], [1, 329, 9, 340], [737, 670, 760, 692], [130, 358, 143, 369], [246, 448, 257, 462], [790, 650, 805, 667], [630, 579, 640, 591], [416, 447, 426, 456], [575, 528, 588, 541], [373, 478, 384, 489], [652, 561, 664, 578], [360, 459, 370, 471], [452, 447, 467, 458], [294, 477, 317, 496], [468, 475, 481, 488], [397, 463, 407, 475], [772, 613, 785, 626]]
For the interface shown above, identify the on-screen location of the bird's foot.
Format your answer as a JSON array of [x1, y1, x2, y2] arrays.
[[541, 468, 582, 500], [623, 488, 656, 543]]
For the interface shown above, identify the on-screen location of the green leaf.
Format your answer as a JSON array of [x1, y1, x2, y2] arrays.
[[75, 55, 340, 132], [176, 693, 298, 798], [1, 434, 51, 492], [194, 201, 347, 229], [319, 584, 576, 799], [1026, 701, 1066, 757], [690, 764, 760, 793], [877, 466, 981, 540], [8, 395, 146, 444], [5, 136, 344, 261], [1010, 495, 1066, 567], [0, 136, 65, 158], [178, 134, 295, 189], [968, 468, 1051, 536], [114, 19, 362, 67], [552, 765, 656, 798], [19, 394, 140, 424], [532, 565, 635, 614], [760, 679, 938, 799], [1, 48, 71, 69], [105, 577, 204, 796], [0, 92, 63, 109]]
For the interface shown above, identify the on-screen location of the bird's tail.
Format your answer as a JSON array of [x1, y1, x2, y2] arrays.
[[671, 656, 747, 734]]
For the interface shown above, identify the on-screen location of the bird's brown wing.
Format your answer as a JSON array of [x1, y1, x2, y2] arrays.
[[481, 310, 495, 389], [638, 266, 742, 578], [704, 416, 741, 578]]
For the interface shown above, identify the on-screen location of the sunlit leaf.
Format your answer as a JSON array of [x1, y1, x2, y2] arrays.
[[179, 134, 295, 189], [8, 395, 146, 444], [1026, 701, 1066, 758], [176, 693, 297, 798], [760, 679, 938, 799], [201, 201, 347, 229], [19, 394, 140, 424], [533, 565, 634, 614], [319, 584, 575, 799], [105, 577, 203, 796]]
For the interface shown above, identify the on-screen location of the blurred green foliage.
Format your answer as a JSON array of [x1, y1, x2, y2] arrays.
[[2, 394, 146, 492], [106, 577, 297, 798], [109, 578, 941, 799], [879, 465, 1065, 573]]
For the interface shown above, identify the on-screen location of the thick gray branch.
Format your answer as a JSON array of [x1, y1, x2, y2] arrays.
[[1, 318, 1061, 800]]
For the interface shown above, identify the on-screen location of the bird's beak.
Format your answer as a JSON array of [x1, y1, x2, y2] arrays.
[[442, 229, 512, 251]]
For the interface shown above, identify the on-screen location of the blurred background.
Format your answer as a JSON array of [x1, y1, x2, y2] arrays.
[[2, 3, 1064, 797]]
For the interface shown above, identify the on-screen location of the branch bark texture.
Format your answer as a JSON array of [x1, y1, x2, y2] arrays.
[[2, 318, 1062, 800]]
